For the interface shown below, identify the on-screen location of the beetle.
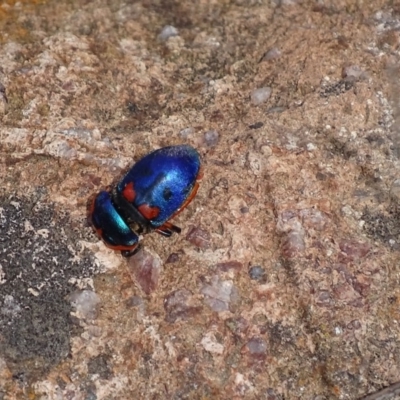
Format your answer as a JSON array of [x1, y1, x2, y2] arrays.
[[89, 145, 202, 257]]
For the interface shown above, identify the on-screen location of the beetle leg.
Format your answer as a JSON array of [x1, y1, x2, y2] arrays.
[[156, 221, 181, 236], [156, 228, 173, 237], [121, 245, 141, 258]]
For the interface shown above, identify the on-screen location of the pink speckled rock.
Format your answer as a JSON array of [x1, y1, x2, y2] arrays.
[[164, 289, 202, 323], [201, 276, 239, 312], [126, 249, 162, 295], [186, 226, 211, 249], [339, 240, 371, 262]]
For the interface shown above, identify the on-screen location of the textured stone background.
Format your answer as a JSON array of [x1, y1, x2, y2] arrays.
[[1, 0, 400, 399]]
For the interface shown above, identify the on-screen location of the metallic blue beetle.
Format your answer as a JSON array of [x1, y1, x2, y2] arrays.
[[89, 145, 202, 257]]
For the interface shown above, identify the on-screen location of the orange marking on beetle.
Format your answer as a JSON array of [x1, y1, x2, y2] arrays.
[[138, 204, 160, 220], [122, 182, 136, 202], [196, 166, 204, 181]]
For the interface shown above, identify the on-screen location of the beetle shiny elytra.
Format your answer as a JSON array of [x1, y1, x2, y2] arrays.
[[89, 145, 202, 257]]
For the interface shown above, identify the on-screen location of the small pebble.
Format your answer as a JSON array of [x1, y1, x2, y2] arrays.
[[261, 47, 281, 61], [201, 276, 237, 312], [251, 87, 272, 106], [341, 65, 365, 80], [267, 106, 286, 114], [158, 25, 178, 41], [246, 337, 267, 356], [126, 249, 162, 295], [281, 230, 306, 259], [248, 265, 266, 281], [306, 142, 316, 151], [186, 226, 211, 249], [69, 290, 101, 320], [179, 127, 195, 138], [203, 130, 219, 147], [201, 332, 224, 354]]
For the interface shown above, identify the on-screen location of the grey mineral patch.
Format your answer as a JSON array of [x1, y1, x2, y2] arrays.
[[157, 25, 179, 42], [87, 353, 113, 380], [362, 206, 400, 249], [250, 87, 272, 106], [69, 289, 101, 320], [0, 193, 98, 381]]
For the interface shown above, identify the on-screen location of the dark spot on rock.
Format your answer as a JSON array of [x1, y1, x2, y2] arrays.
[[248, 265, 266, 281], [125, 296, 143, 308], [362, 206, 400, 248], [210, 109, 224, 122], [216, 261, 243, 272], [84, 388, 97, 400], [320, 79, 355, 98], [316, 172, 327, 181], [87, 354, 113, 380], [127, 101, 139, 113], [249, 122, 263, 129], [0, 193, 97, 382], [165, 252, 180, 264]]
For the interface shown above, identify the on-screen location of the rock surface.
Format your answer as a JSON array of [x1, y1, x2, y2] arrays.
[[0, 0, 400, 399]]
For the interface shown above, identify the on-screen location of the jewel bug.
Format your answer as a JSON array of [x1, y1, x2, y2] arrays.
[[89, 145, 202, 257]]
